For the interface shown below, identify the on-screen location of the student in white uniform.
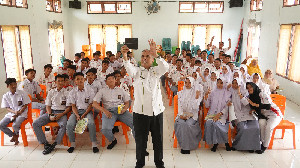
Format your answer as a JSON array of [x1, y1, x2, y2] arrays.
[[97, 60, 114, 86], [66, 72, 99, 153], [33, 74, 71, 155], [38, 64, 55, 92], [67, 65, 76, 86], [73, 53, 81, 67], [246, 82, 282, 154], [18, 69, 46, 116], [0, 78, 31, 145], [122, 40, 169, 168], [57, 59, 72, 75], [212, 58, 222, 74], [77, 58, 91, 75], [168, 59, 187, 95], [109, 54, 122, 71], [90, 52, 102, 69], [210, 36, 231, 58], [250, 73, 271, 95], [93, 73, 134, 149]]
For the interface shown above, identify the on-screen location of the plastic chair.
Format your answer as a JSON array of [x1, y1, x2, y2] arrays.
[[42, 122, 68, 146], [173, 95, 178, 148], [178, 81, 184, 92], [1, 95, 32, 147], [102, 121, 129, 147], [268, 94, 296, 149], [32, 84, 47, 119]]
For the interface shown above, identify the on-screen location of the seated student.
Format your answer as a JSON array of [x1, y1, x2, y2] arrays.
[[90, 52, 102, 69], [229, 79, 260, 152], [77, 58, 91, 75], [262, 69, 280, 94], [251, 73, 271, 95], [183, 53, 192, 73], [203, 71, 218, 96], [63, 74, 74, 91], [199, 50, 208, 64], [174, 48, 180, 56], [67, 65, 76, 86], [0, 78, 31, 145], [18, 69, 46, 115], [109, 54, 122, 71], [246, 82, 282, 154], [212, 58, 222, 74], [223, 55, 231, 65], [203, 78, 232, 152], [220, 65, 232, 87], [240, 64, 251, 84], [58, 59, 72, 75], [33, 75, 71, 155], [38, 64, 55, 92], [165, 52, 172, 64], [66, 72, 98, 153], [227, 62, 235, 72], [93, 73, 134, 149], [97, 60, 114, 86], [204, 54, 215, 69], [127, 51, 137, 66], [179, 49, 186, 59], [199, 67, 210, 84], [116, 51, 123, 63], [186, 49, 192, 54], [73, 53, 81, 67], [175, 77, 202, 154], [85, 68, 102, 118], [168, 59, 187, 95], [194, 60, 202, 68], [106, 51, 112, 58], [242, 55, 263, 78], [115, 70, 131, 96], [81, 52, 85, 59]]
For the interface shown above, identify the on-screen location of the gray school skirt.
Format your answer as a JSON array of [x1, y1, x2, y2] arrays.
[[203, 120, 228, 145]]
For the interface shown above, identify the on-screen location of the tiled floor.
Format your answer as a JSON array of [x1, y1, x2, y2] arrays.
[[0, 89, 300, 168]]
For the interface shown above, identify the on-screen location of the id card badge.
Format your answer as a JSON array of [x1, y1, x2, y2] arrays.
[[61, 96, 66, 105], [85, 97, 90, 103], [17, 96, 23, 106]]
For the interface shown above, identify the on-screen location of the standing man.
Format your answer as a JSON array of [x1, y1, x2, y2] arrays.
[[122, 39, 169, 168]]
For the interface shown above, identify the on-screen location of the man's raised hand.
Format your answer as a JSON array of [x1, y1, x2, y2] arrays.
[[148, 39, 157, 58]]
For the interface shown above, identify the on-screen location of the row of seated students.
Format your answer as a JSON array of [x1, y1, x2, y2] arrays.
[[0, 50, 137, 155], [0, 42, 281, 156], [163, 42, 281, 154]]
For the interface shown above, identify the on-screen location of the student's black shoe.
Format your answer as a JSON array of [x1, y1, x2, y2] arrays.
[[67, 147, 75, 153], [180, 149, 190, 154], [156, 165, 165, 168], [225, 143, 231, 151], [231, 147, 236, 151], [93, 147, 99, 153], [107, 139, 117, 149], [112, 126, 119, 134], [145, 151, 149, 156], [45, 127, 50, 131], [261, 145, 267, 152], [211, 144, 218, 152], [42, 142, 56, 155], [248, 150, 254, 153], [135, 165, 144, 168], [44, 143, 51, 150], [255, 150, 264, 154]]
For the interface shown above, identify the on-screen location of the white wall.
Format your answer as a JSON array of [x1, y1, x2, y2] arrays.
[[0, 0, 70, 97], [67, 0, 244, 60], [241, 0, 300, 105]]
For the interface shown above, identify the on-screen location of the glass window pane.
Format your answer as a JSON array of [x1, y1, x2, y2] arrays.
[[117, 2, 131, 13], [179, 2, 194, 13], [209, 2, 223, 13], [104, 3, 116, 13], [89, 3, 102, 13], [194, 2, 208, 13]]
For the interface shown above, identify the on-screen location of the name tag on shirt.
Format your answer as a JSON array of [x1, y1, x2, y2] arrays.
[[118, 95, 121, 100], [61, 96, 66, 105], [18, 101, 23, 106], [85, 98, 90, 103]]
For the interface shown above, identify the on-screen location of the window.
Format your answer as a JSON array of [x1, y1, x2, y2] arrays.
[[48, 23, 64, 67], [87, 1, 132, 14], [178, 24, 222, 50], [179, 1, 224, 13], [1, 25, 33, 81], [88, 25, 132, 56], [46, 0, 61, 13], [250, 0, 263, 11], [283, 0, 300, 7], [276, 24, 300, 83], [246, 24, 261, 59], [0, 0, 28, 8]]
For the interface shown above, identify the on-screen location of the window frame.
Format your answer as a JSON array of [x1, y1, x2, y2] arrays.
[[46, 0, 62, 13], [276, 23, 300, 84], [179, 1, 224, 13], [0, 0, 28, 8], [87, 1, 132, 14], [0, 25, 33, 81], [283, 0, 300, 7], [250, 0, 263, 11]]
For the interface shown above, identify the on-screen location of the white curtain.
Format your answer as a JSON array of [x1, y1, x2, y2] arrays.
[[1, 26, 22, 81], [49, 26, 64, 67], [206, 25, 222, 47], [89, 25, 103, 54], [276, 25, 292, 76], [117, 25, 132, 44], [247, 24, 261, 59], [288, 25, 300, 82], [104, 25, 118, 54], [193, 25, 207, 50], [19, 26, 33, 71], [178, 25, 193, 47]]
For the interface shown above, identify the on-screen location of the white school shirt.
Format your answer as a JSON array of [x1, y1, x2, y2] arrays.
[[90, 59, 102, 69], [45, 88, 70, 111], [18, 79, 42, 98], [37, 74, 55, 92], [168, 69, 187, 85], [84, 79, 102, 95], [97, 67, 114, 86], [123, 57, 169, 116], [110, 61, 122, 71], [213, 48, 229, 59], [93, 87, 130, 110], [67, 86, 95, 110], [57, 67, 68, 75], [1, 90, 31, 118]]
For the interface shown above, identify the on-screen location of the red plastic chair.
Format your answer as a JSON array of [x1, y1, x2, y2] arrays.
[[1, 95, 32, 147], [31, 84, 47, 119], [268, 94, 296, 149]]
